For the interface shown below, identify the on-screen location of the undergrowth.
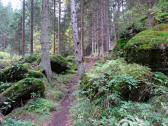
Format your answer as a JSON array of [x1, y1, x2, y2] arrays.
[[72, 58, 168, 126]]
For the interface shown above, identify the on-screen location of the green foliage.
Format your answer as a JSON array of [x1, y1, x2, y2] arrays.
[[153, 72, 168, 86], [78, 57, 168, 126], [71, 93, 102, 126], [1, 118, 35, 126], [0, 82, 12, 93], [117, 39, 127, 49], [22, 54, 40, 63], [25, 98, 55, 114], [66, 56, 77, 72], [81, 59, 153, 104], [109, 75, 139, 92]]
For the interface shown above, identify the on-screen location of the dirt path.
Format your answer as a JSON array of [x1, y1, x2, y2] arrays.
[[49, 60, 96, 126]]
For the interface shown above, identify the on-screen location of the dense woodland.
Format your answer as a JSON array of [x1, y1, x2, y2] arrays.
[[0, 0, 168, 126]]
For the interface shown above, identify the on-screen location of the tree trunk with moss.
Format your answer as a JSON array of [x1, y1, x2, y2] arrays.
[[71, 0, 85, 77], [40, 0, 52, 80]]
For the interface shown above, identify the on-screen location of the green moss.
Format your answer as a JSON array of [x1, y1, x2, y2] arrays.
[[124, 24, 168, 72], [27, 70, 44, 78], [0, 64, 28, 82], [125, 29, 168, 49], [0, 78, 45, 115], [50, 55, 69, 74], [1, 78, 44, 99]]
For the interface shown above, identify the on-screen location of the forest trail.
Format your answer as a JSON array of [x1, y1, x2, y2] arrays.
[[49, 58, 96, 126]]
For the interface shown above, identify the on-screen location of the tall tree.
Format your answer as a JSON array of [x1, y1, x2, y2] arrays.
[[30, 0, 34, 54], [70, 0, 85, 77], [80, 0, 84, 56], [58, 0, 61, 55], [40, 0, 52, 80], [22, 0, 26, 56], [53, 0, 56, 54], [146, 0, 156, 28]]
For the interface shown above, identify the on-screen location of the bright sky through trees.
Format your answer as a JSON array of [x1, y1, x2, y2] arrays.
[[1, 0, 21, 9]]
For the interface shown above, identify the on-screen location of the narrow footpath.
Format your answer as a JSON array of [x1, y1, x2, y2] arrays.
[[49, 59, 96, 126]]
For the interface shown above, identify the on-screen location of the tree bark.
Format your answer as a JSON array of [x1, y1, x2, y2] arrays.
[[53, 0, 56, 54], [22, 0, 25, 56], [58, 0, 62, 55], [80, 0, 84, 56], [70, 0, 85, 77], [147, 0, 155, 28], [40, 0, 52, 81], [30, 0, 34, 54]]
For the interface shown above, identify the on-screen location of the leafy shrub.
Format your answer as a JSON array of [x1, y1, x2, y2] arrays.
[[25, 98, 55, 115], [1, 118, 35, 126], [22, 54, 40, 63], [0, 82, 12, 93], [81, 59, 153, 102], [153, 72, 168, 86], [78, 58, 168, 126]]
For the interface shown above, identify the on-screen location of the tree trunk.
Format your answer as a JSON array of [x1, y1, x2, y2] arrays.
[[30, 0, 34, 54], [22, 0, 25, 56], [40, 0, 52, 81], [80, 0, 84, 56], [70, 0, 85, 77], [147, 0, 155, 28], [58, 0, 62, 55], [53, 0, 56, 54]]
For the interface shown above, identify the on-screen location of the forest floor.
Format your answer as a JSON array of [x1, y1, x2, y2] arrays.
[[49, 58, 96, 126]]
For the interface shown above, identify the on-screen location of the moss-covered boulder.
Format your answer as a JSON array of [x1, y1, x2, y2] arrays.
[[27, 70, 44, 78], [50, 55, 69, 74], [0, 78, 45, 115], [124, 24, 168, 73], [21, 54, 40, 63], [0, 82, 12, 93], [0, 64, 28, 82]]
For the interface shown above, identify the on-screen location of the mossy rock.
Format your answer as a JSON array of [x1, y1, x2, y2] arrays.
[[27, 70, 44, 78], [50, 55, 69, 74], [124, 24, 168, 73], [0, 78, 45, 115], [0, 64, 28, 82], [0, 82, 12, 93]]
